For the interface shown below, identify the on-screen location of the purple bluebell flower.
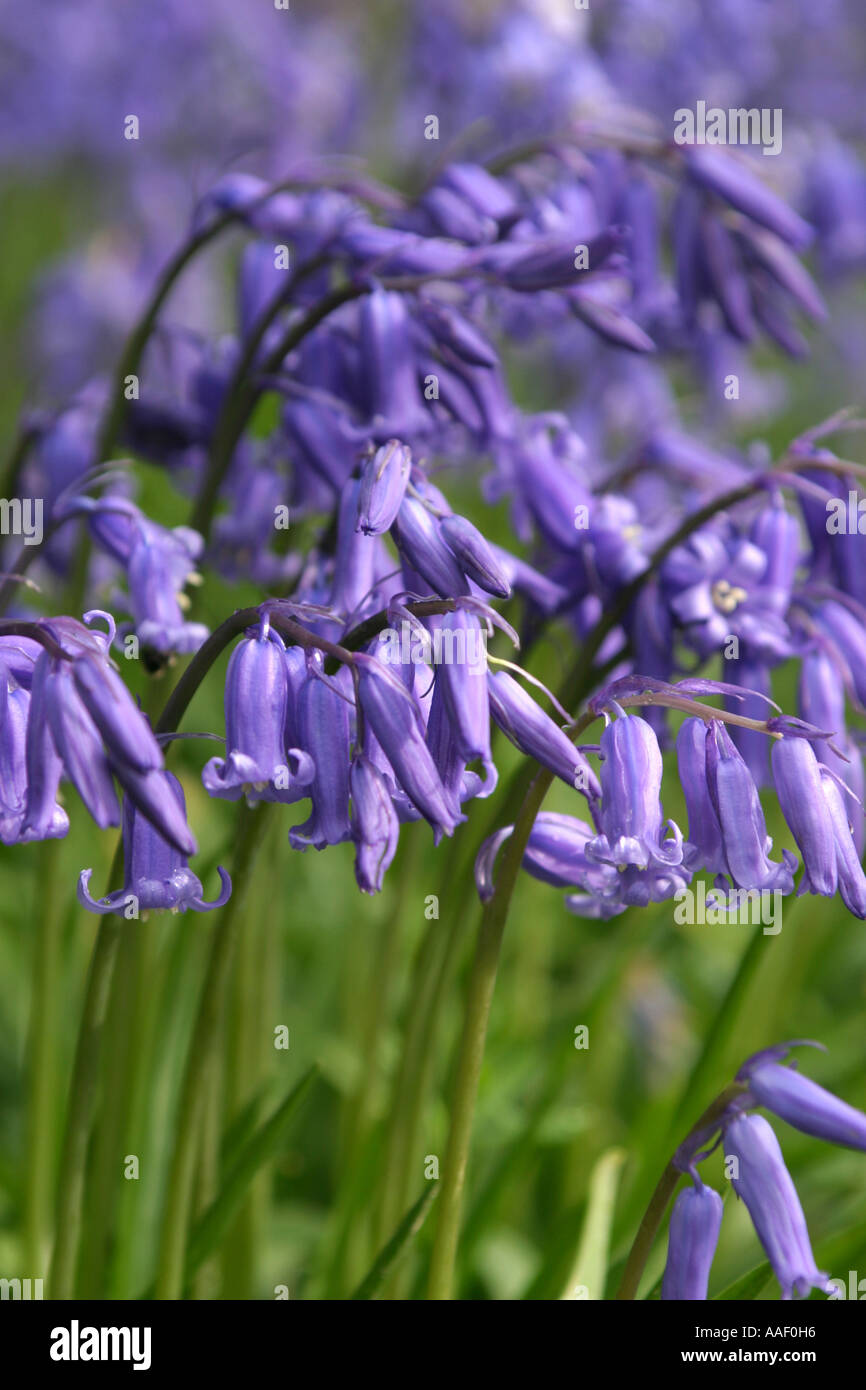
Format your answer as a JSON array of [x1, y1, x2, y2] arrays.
[[202, 623, 315, 804], [439, 514, 511, 598], [677, 718, 726, 876], [771, 736, 838, 897], [289, 659, 353, 852], [435, 611, 496, 794], [391, 489, 470, 599], [587, 714, 683, 869], [126, 520, 209, 656], [661, 1182, 724, 1302], [706, 722, 797, 893], [487, 670, 600, 799], [79, 774, 230, 916], [353, 652, 463, 841], [737, 1044, 866, 1152], [349, 754, 400, 895], [330, 477, 382, 620], [819, 770, 866, 918], [723, 1112, 832, 1301], [818, 600, 866, 707], [356, 440, 412, 536], [662, 527, 792, 661], [475, 812, 617, 904], [684, 149, 812, 250]]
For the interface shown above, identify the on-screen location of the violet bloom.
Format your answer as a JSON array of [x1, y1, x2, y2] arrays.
[[487, 671, 600, 798], [586, 714, 683, 870], [661, 526, 792, 661], [676, 718, 726, 876], [356, 439, 412, 536], [353, 653, 464, 841], [704, 722, 796, 893], [0, 679, 68, 844], [289, 660, 353, 852], [737, 1044, 866, 1152], [474, 812, 618, 907], [661, 1183, 724, 1302], [435, 611, 496, 795], [771, 736, 838, 897], [723, 1112, 832, 1301], [202, 622, 314, 804], [79, 775, 230, 916], [349, 754, 400, 895], [391, 490, 470, 599], [439, 514, 511, 598]]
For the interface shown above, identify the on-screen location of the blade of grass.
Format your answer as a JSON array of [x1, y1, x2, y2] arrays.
[[350, 1185, 439, 1300]]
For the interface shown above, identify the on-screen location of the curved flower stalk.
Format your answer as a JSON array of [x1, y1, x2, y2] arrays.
[[78, 774, 231, 917]]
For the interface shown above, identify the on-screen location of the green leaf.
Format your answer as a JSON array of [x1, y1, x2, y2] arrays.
[[713, 1261, 773, 1300], [183, 1065, 318, 1283], [350, 1185, 439, 1300], [560, 1148, 627, 1300]]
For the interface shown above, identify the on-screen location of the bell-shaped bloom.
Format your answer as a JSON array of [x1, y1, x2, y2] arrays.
[[771, 736, 837, 896], [0, 680, 68, 844], [677, 718, 726, 875], [723, 1112, 832, 1301], [330, 477, 382, 619], [37, 656, 120, 831], [356, 440, 412, 536], [289, 661, 353, 851], [392, 493, 470, 599], [79, 774, 230, 916], [435, 612, 496, 794], [358, 287, 428, 438], [126, 521, 209, 656], [475, 812, 618, 904], [487, 671, 600, 799], [798, 650, 861, 840], [819, 601, 866, 707], [587, 714, 683, 869], [661, 1182, 724, 1302], [203, 625, 315, 804], [439, 514, 511, 598], [353, 653, 463, 841], [706, 722, 796, 893], [349, 754, 400, 894], [819, 769, 866, 918], [737, 1044, 866, 1151]]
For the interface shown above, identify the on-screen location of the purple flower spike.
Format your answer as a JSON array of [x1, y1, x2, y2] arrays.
[[587, 714, 683, 870], [439, 514, 512, 598], [354, 653, 464, 841], [79, 774, 230, 917], [661, 1182, 724, 1302], [487, 670, 600, 799], [723, 1112, 832, 1301], [737, 1045, 866, 1152], [349, 754, 400, 895], [356, 440, 412, 536], [202, 624, 315, 805]]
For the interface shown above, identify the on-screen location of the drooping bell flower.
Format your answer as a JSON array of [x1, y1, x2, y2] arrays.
[[586, 713, 683, 869], [676, 718, 726, 875], [356, 439, 412, 536], [474, 812, 618, 905], [391, 490, 470, 599], [661, 1182, 724, 1302], [723, 1112, 832, 1301], [330, 477, 382, 620], [439, 514, 511, 598], [771, 736, 837, 897], [126, 520, 209, 656], [0, 679, 68, 844], [435, 611, 496, 794], [289, 658, 353, 852], [737, 1043, 866, 1151], [349, 754, 400, 895], [202, 621, 315, 804], [706, 722, 796, 893], [487, 670, 600, 799], [819, 769, 866, 918], [353, 652, 463, 841], [357, 287, 428, 438], [79, 774, 230, 916]]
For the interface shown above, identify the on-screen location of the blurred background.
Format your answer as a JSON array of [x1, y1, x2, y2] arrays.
[[1, 0, 866, 1300]]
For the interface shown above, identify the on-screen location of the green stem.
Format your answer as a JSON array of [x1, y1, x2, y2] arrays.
[[154, 802, 268, 1300], [49, 906, 124, 1298], [24, 838, 64, 1276], [615, 1083, 745, 1300]]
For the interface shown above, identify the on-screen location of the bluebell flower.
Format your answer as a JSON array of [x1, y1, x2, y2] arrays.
[[79, 774, 230, 916], [661, 1182, 724, 1302], [487, 670, 600, 799], [349, 754, 400, 894], [202, 622, 315, 805], [587, 713, 683, 870], [289, 659, 353, 852], [723, 1112, 832, 1301], [705, 721, 797, 893], [356, 440, 412, 536], [737, 1043, 866, 1151]]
